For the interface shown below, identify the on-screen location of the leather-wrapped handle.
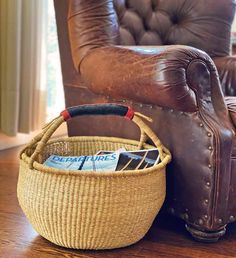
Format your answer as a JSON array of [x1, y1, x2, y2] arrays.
[[60, 104, 134, 121]]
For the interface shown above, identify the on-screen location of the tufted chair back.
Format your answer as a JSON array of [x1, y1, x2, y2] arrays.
[[68, 0, 235, 73], [114, 0, 235, 57]]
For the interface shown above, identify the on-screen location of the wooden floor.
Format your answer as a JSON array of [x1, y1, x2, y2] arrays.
[[1, 147, 236, 258]]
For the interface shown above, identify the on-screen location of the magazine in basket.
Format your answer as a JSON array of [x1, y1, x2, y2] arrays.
[[43, 148, 160, 172]]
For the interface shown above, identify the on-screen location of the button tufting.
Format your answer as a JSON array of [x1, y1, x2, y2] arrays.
[[207, 133, 211, 137], [205, 199, 209, 204], [124, 0, 129, 8], [208, 164, 212, 168], [208, 146, 213, 150], [206, 182, 210, 186], [151, 1, 156, 11], [200, 123, 203, 127], [230, 216, 234, 221], [172, 15, 179, 24], [113, 0, 232, 55]]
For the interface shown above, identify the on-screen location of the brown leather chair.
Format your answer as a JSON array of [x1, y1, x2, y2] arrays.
[[54, 0, 236, 242]]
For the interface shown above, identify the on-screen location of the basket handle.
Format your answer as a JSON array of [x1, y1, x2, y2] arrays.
[[23, 104, 170, 169], [60, 104, 135, 121]]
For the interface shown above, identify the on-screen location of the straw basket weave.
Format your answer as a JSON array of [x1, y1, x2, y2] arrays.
[[17, 104, 171, 250]]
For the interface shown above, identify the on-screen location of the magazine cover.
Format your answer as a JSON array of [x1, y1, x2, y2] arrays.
[[117, 149, 160, 170], [43, 152, 120, 171], [97, 148, 160, 171]]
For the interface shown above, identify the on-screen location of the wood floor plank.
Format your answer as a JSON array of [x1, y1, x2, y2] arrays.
[[0, 147, 236, 257]]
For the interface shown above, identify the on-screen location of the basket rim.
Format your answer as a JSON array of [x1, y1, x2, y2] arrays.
[[20, 136, 171, 177]]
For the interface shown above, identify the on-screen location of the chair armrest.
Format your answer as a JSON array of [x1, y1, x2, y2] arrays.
[[213, 56, 236, 96], [80, 45, 226, 113]]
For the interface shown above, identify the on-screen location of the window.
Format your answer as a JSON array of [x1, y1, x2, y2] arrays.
[[0, 0, 65, 150], [46, 0, 65, 121]]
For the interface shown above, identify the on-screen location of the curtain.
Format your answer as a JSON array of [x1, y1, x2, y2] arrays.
[[0, 0, 47, 136]]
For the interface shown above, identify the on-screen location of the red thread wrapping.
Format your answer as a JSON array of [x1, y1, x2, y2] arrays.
[[125, 107, 134, 120], [60, 110, 71, 121]]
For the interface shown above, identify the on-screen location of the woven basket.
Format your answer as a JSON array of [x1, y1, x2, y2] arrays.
[[17, 104, 171, 250]]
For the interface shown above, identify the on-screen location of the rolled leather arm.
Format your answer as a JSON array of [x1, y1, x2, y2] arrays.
[[225, 96, 236, 127], [213, 56, 236, 96], [80, 45, 226, 113]]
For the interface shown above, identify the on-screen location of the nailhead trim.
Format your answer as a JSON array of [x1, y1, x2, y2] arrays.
[[198, 219, 204, 225], [107, 99, 214, 227], [184, 213, 189, 220]]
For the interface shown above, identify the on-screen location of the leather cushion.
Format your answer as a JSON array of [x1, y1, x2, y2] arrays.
[[225, 96, 236, 157], [214, 56, 236, 96], [225, 96, 236, 127]]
